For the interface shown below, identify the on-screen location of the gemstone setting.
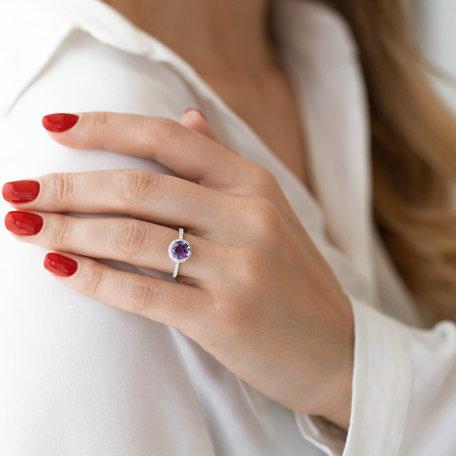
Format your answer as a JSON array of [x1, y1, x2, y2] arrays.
[[168, 239, 192, 262], [168, 228, 192, 279], [168, 239, 192, 264]]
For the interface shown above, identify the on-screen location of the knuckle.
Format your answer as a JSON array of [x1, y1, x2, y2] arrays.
[[53, 215, 73, 248], [155, 117, 181, 136], [92, 112, 111, 136], [255, 197, 280, 224], [151, 117, 185, 147], [117, 170, 156, 204], [253, 164, 275, 183], [50, 173, 74, 204], [126, 280, 159, 312], [85, 263, 105, 297], [249, 164, 280, 196], [242, 197, 282, 237], [110, 220, 149, 256]]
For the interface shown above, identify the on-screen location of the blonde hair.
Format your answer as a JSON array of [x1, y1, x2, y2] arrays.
[[325, 0, 456, 326]]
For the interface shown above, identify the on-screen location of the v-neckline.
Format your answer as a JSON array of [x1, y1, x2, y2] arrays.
[[60, 0, 324, 218]]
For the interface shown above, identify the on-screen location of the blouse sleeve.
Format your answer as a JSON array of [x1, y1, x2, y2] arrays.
[[295, 293, 456, 456]]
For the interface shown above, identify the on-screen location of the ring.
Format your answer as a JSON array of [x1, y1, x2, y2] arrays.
[[168, 227, 192, 279]]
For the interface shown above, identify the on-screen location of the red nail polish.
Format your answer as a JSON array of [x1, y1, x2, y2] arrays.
[[44, 252, 78, 277], [2, 180, 40, 203], [184, 108, 206, 120], [4, 211, 43, 235], [42, 113, 79, 132]]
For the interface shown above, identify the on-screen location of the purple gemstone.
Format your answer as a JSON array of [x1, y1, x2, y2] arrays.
[[171, 240, 189, 260]]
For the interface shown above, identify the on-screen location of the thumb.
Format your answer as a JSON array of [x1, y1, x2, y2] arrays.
[[179, 108, 220, 142]]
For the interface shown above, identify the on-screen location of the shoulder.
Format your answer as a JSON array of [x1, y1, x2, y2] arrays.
[[0, 0, 201, 182], [0, 0, 73, 115], [0, 0, 198, 118]]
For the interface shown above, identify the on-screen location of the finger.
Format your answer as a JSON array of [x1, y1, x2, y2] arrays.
[[2, 169, 299, 248], [179, 108, 220, 142], [175, 110, 295, 212], [5, 210, 219, 285], [42, 112, 252, 190], [2, 170, 231, 235], [42, 251, 212, 336]]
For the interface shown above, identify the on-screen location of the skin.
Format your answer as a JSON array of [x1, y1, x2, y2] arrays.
[[103, 0, 273, 74], [3, 111, 354, 430], [4, 0, 355, 433], [103, 0, 312, 190]]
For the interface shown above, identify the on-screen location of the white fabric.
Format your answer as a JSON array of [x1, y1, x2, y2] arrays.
[[1, 0, 456, 454]]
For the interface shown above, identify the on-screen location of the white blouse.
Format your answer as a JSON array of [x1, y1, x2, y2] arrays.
[[1, 0, 456, 454]]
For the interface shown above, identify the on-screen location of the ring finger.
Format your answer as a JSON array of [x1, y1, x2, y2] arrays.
[[4, 210, 220, 285]]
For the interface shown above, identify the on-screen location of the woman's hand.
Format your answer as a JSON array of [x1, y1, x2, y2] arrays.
[[2, 110, 354, 430]]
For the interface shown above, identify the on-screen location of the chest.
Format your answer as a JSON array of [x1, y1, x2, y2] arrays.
[[204, 70, 311, 191]]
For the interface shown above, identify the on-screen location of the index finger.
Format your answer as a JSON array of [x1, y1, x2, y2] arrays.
[[42, 112, 250, 190]]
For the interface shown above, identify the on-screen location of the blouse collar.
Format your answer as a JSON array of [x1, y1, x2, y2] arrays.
[[1, 0, 375, 302]]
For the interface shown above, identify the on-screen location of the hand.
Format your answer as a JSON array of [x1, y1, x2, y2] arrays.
[[2, 110, 354, 430]]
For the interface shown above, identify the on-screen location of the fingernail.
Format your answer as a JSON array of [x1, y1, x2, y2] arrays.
[[2, 180, 40, 203], [42, 113, 79, 132], [44, 252, 78, 277], [4, 211, 43, 235], [184, 108, 206, 120]]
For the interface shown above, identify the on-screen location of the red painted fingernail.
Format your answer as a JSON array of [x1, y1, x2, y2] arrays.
[[42, 113, 79, 132], [184, 108, 206, 120], [4, 211, 43, 235], [44, 252, 78, 277], [2, 180, 40, 203]]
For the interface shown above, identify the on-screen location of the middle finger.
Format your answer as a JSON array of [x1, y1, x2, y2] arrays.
[[3, 169, 231, 235]]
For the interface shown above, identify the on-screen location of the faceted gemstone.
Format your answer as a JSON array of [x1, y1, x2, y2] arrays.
[[171, 240, 190, 260]]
